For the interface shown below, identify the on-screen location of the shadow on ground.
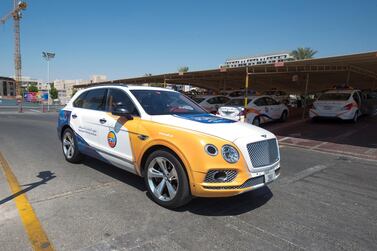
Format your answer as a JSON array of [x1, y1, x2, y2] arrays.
[[0, 171, 56, 205], [264, 115, 377, 148], [81, 156, 146, 192]]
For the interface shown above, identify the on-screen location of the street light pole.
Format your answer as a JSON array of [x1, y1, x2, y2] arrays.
[[42, 52, 55, 111]]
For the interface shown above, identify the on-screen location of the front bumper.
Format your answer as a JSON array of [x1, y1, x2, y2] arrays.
[[192, 162, 280, 197]]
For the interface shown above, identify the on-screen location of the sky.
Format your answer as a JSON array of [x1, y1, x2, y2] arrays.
[[0, 0, 376, 82]]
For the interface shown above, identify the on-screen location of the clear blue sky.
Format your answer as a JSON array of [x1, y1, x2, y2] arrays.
[[0, 0, 376, 82]]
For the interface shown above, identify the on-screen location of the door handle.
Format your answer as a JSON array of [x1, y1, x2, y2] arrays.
[[99, 118, 107, 124], [72, 114, 77, 119]]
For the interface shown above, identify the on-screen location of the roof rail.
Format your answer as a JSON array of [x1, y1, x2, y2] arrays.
[[74, 81, 128, 89]]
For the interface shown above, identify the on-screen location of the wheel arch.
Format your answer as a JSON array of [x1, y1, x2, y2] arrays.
[[60, 125, 72, 140], [138, 142, 197, 192]]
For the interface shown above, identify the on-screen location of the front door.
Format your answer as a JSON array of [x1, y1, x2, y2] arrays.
[[97, 88, 140, 173]]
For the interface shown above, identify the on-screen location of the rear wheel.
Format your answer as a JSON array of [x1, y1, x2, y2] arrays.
[[144, 150, 191, 208], [62, 128, 83, 163], [352, 110, 359, 123], [280, 110, 288, 122], [252, 117, 260, 126]]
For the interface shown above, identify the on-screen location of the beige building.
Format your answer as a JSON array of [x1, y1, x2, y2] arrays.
[[55, 75, 107, 104]]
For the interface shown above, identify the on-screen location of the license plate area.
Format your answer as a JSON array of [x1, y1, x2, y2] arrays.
[[264, 170, 275, 183]]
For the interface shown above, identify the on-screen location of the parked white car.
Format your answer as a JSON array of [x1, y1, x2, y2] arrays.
[[192, 95, 230, 113], [309, 89, 366, 122], [220, 89, 259, 98], [262, 90, 290, 104], [218, 96, 289, 126]]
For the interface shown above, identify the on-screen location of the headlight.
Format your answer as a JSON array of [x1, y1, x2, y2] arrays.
[[221, 145, 239, 163], [204, 144, 218, 156]]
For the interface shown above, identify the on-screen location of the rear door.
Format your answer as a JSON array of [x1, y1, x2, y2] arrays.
[[71, 88, 107, 150]]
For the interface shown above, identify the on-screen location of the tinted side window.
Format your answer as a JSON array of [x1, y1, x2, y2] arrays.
[[219, 97, 230, 103], [352, 93, 360, 105], [254, 98, 267, 106], [82, 89, 107, 111], [73, 91, 88, 108], [265, 97, 278, 105], [207, 97, 218, 104], [107, 89, 139, 116]]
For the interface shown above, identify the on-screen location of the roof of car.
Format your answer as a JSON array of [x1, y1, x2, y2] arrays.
[[325, 89, 359, 94], [81, 85, 176, 92], [195, 95, 228, 98]]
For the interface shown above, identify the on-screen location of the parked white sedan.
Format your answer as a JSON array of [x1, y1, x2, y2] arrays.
[[309, 89, 365, 122], [218, 96, 289, 126], [192, 95, 230, 113]]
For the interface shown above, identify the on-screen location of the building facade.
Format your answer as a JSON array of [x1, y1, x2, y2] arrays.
[[221, 52, 294, 68], [55, 75, 107, 104], [0, 77, 16, 97], [10, 76, 46, 90]]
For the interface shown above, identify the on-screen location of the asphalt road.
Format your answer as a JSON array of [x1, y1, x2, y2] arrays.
[[0, 113, 377, 250]]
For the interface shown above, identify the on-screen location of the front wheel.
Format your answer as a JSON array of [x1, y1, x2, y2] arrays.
[[280, 110, 288, 122], [62, 128, 83, 163], [252, 116, 260, 126], [144, 150, 191, 208], [352, 110, 359, 123]]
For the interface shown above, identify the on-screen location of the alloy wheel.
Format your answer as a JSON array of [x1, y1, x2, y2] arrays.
[[63, 132, 75, 159], [147, 157, 179, 202]]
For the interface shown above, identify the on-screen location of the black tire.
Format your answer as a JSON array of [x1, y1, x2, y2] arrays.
[[61, 128, 83, 163], [252, 116, 260, 126], [144, 150, 191, 208], [280, 110, 288, 122], [352, 110, 359, 123]]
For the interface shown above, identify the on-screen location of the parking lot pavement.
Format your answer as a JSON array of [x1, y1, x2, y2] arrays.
[[263, 115, 377, 160], [1, 113, 377, 250]]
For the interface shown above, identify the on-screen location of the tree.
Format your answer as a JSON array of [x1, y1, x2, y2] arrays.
[[291, 47, 317, 60], [28, 84, 38, 92], [50, 86, 58, 99], [178, 66, 189, 73]]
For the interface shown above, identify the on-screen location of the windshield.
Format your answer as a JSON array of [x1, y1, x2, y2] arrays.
[[130, 90, 208, 115], [318, 93, 351, 101], [224, 98, 252, 106]]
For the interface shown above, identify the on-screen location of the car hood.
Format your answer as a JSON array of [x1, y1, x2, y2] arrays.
[[151, 114, 275, 142]]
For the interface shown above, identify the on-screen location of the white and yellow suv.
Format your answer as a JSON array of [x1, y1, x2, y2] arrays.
[[57, 85, 280, 208]]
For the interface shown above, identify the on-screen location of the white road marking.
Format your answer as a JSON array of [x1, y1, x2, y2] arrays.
[[279, 165, 329, 185]]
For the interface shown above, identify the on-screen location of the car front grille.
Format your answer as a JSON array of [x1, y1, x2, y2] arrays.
[[246, 139, 279, 168]]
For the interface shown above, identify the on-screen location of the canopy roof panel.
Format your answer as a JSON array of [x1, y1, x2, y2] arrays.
[[75, 51, 377, 93]]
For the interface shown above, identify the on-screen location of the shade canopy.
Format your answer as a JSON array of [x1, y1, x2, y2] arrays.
[[75, 51, 377, 94]]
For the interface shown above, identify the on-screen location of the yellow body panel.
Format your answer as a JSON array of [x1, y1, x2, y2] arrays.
[[113, 115, 264, 197]]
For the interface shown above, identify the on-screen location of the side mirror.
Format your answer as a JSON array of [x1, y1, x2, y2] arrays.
[[112, 106, 133, 120]]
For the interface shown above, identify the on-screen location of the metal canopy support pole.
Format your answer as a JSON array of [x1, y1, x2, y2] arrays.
[[302, 73, 310, 119], [163, 76, 166, 88], [346, 70, 351, 85], [244, 67, 249, 108]]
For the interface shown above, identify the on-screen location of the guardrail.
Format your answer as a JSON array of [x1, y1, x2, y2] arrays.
[[0, 102, 64, 113]]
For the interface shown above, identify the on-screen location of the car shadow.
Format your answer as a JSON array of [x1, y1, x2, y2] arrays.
[[81, 156, 272, 216], [264, 114, 377, 149], [81, 156, 146, 192], [0, 171, 56, 205], [173, 186, 273, 216]]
